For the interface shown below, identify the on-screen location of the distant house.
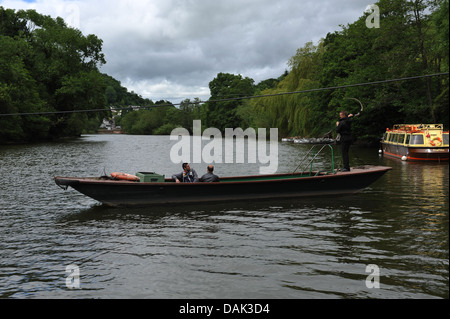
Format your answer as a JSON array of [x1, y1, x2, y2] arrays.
[[109, 106, 123, 116], [99, 118, 113, 130], [99, 105, 141, 133]]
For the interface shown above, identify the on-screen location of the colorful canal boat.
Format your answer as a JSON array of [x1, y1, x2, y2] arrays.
[[380, 124, 449, 161]]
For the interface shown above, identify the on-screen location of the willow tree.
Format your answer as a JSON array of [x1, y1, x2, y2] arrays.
[[318, 0, 449, 141], [251, 41, 324, 137]]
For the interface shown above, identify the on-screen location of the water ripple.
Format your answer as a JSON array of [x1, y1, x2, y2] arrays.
[[0, 136, 448, 298]]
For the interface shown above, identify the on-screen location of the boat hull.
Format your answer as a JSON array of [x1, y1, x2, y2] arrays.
[[381, 142, 449, 161], [55, 166, 391, 207]]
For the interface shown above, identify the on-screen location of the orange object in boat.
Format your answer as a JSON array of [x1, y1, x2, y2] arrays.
[[111, 172, 140, 181]]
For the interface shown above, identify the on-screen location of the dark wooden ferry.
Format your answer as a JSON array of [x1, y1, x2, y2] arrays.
[[55, 166, 391, 207], [380, 124, 449, 162]]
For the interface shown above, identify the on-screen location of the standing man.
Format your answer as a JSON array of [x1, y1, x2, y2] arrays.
[[336, 111, 356, 172], [199, 165, 220, 182], [172, 163, 199, 183]]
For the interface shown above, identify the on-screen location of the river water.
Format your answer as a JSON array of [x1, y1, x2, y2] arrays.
[[0, 134, 448, 299]]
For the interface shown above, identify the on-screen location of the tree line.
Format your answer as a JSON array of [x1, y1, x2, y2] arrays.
[[1, 0, 449, 144], [118, 0, 448, 144], [0, 7, 151, 143]]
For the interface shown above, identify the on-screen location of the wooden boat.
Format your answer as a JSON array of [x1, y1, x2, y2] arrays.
[[380, 124, 449, 161], [54, 165, 391, 207]]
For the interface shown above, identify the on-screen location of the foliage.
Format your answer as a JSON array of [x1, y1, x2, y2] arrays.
[[1, 1, 448, 143], [249, 41, 324, 137], [0, 7, 107, 142], [118, 98, 209, 134], [102, 73, 154, 110], [205, 73, 255, 131], [249, 0, 449, 142]]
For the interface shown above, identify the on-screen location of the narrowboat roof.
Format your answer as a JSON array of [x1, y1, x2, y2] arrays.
[[386, 124, 447, 132]]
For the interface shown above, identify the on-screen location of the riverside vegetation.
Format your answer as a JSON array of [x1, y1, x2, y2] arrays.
[[1, 0, 448, 145]]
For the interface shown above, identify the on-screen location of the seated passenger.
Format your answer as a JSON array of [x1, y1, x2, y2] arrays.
[[172, 163, 199, 183], [199, 165, 220, 182]]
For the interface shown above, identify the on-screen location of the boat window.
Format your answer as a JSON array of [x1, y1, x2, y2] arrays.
[[393, 134, 399, 143], [443, 133, 449, 145], [405, 134, 411, 144], [388, 133, 395, 142], [410, 134, 424, 145], [382, 133, 388, 141], [386, 133, 392, 142], [398, 134, 405, 144]]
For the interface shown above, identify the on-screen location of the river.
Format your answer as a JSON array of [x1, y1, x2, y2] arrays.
[[0, 134, 448, 299]]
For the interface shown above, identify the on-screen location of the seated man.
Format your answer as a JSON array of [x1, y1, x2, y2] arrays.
[[199, 165, 220, 182], [172, 163, 199, 183]]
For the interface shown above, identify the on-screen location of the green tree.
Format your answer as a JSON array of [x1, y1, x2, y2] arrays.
[[206, 73, 255, 131], [177, 98, 208, 131], [251, 41, 324, 137], [0, 7, 109, 142], [0, 7, 29, 37], [316, 0, 449, 141], [0, 34, 50, 142], [429, 0, 449, 125]]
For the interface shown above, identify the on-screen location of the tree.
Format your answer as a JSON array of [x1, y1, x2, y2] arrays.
[[0, 7, 29, 37], [0, 7, 109, 142], [251, 41, 324, 137], [429, 0, 449, 125], [248, 0, 448, 141], [315, 0, 449, 141], [206, 73, 255, 131], [0, 33, 50, 142]]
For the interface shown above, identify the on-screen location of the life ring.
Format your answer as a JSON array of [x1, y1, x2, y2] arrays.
[[432, 137, 442, 147], [111, 172, 140, 181]]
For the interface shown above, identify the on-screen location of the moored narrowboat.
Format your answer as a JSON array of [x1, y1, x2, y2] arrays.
[[380, 124, 449, 161]]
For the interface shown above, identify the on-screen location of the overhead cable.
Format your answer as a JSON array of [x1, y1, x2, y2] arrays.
[[0, 72, 448, 117]]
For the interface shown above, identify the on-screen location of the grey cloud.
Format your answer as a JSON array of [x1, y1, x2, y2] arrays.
[[4, 0, 368, 101]]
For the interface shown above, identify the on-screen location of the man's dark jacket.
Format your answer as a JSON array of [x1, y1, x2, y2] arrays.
[[199, 172, 220, 182], [336, 116, 353, 143]]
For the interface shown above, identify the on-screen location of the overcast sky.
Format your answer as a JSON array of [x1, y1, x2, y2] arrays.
[[1, 0, 369, 103]]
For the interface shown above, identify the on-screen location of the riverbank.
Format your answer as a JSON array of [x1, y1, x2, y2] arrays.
[[0, 135, 82, 145], [97, 129, 124, 134]]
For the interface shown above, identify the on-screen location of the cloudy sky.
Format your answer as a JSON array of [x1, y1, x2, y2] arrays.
[[1, 0, 369, 103]]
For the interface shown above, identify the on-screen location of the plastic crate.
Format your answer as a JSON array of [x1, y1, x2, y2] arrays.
[[135, 172, 165, 183]]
